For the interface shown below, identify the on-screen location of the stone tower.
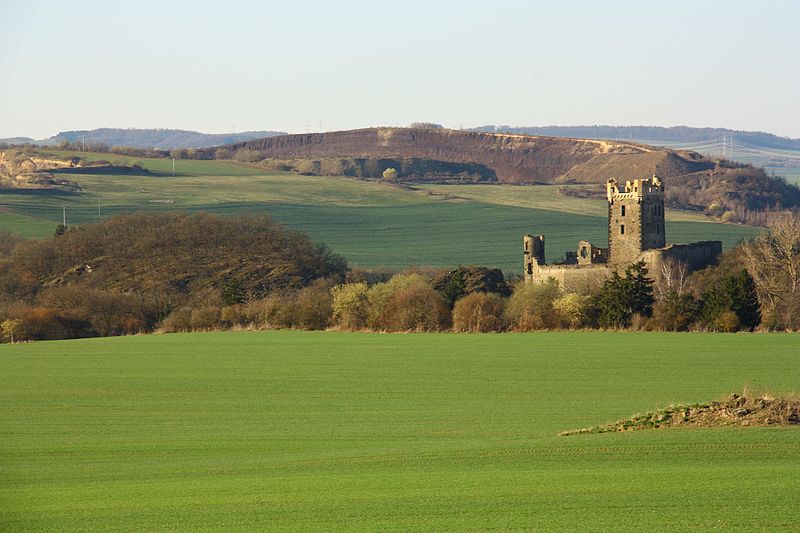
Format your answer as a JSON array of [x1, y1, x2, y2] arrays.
[[523, 234, 545, 281], [607, 176, 665, 266]]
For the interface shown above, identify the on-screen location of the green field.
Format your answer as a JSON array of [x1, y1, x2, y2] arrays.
[[1, 331, 798, 531], [0, 151, 759, 271], [0, 211, 58, 238]]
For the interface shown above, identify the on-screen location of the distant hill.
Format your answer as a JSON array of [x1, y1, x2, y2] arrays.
[[1, 128, 287, 150], [210, 127, 719, 185], [210, 127, 800, 223], [471, 125, 800, 151], [0, 137, 35, 145]]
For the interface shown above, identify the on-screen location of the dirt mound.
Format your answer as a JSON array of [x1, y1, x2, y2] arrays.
[[560, 391, 800, 436], [558, 151, 714, 184]]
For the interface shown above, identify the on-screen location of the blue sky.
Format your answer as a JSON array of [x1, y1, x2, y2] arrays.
[[1, 0, 798, 138]]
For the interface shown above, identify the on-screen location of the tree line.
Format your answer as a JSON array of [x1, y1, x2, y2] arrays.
[[2, 213, 799, 342]]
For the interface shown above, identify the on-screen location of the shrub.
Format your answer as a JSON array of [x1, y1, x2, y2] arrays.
[[190, 306, 221, 330], [716, 310, 740, 332], [232, 148, 262, 163], [331, 282, 370, 330], [243, 294, 294, 328], [6, 307, 92, 341], [553, 292, 593, 329], [38, 286, 140, 337], [160, 308, 193, 333], [366, 273, 430, 330], [505, 279, 560, 331], [380, 283, 450, 332], [452, 293, 506, 332], [382, 167, 398, 181], [1, 318, 23, 343], [220, 304, 249, 328], [433, 267, 511, 308], [291, 279, 334, 330]]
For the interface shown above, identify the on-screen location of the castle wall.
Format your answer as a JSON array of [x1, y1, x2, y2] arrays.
[[640, 241, 722, 273], [577, 240, 608, 265], [530, 263, 610, 294]]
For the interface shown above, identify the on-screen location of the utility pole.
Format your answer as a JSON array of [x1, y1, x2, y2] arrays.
[[172, 157, 175, 176], [721, 132, 726, 158], [81, 134, 85, 152], [98, 193, 101, 220], [62, 206, 67, 227]]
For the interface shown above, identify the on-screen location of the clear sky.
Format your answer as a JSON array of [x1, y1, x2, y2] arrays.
[[1, 0, 798, 139]]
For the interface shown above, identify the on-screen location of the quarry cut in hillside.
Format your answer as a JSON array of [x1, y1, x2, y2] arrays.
[[210, 127, 800, 219], [209, 127, 659, 184], [560, 391, 800, 436]]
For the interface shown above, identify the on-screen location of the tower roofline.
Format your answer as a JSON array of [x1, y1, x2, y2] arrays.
[[607, 175, 663, 202]]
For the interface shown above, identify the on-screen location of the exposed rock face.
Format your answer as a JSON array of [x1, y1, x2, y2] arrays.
[[212, 128, 656, 184], [559, 151, 714, 184], [260, 156, 497, 183], [213, 127, 800, 219], [0, 150, 79, 188]]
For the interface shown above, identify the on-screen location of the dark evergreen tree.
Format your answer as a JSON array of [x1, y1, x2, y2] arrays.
[[439, 268, 467, 309], [701, 269, 761, 331], [725, 269, 761, 330], [595, 260, 654, 328], [222, 277, 246, 306], [653, 290, 701, 331]]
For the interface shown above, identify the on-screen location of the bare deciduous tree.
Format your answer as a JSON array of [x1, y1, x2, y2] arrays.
[[654, 257, 689, 301], [742, 213, 800, 329]]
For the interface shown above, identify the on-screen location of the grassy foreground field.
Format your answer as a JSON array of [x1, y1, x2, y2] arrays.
[[1, 331, 798, 531], [0, 150, 758, 271]]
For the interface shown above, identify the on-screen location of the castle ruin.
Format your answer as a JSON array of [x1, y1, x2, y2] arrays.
[[523, 176, 722, 289]]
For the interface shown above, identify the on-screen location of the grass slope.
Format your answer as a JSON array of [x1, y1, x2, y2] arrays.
[[0, 151, 759, 271], [0, 211, 57, 238], [1, 331, 798, 531]]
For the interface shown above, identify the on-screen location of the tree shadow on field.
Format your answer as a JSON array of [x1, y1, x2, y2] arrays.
[[50, 166, 175, 178]]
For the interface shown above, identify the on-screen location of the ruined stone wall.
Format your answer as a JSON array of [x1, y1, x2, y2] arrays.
[[640, 241, 722, 273], [577, 240, 608, 265], [529, 242, 720, 292], [530, 263, 610, 294]]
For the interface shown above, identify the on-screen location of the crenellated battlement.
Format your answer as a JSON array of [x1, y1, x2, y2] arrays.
[[606, 175, 663, 202]]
